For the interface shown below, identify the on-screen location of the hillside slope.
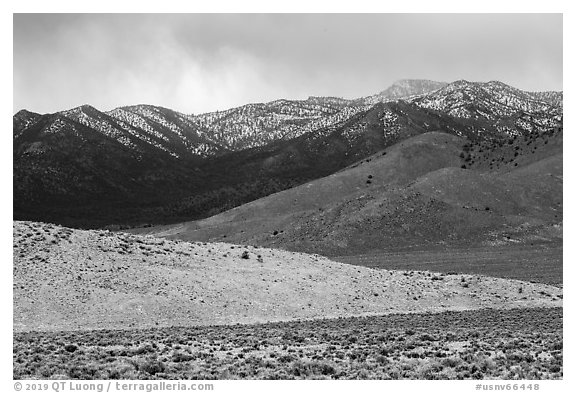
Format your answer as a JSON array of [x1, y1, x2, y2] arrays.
[[14, 221, 562, 332], [136, 128, 562, 256], [138, 132, 465, 236]]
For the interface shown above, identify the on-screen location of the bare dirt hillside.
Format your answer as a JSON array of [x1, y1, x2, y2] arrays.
[[14, 221, 562, 332], [132, 132, 466, 241], [138, 132, 464, 233], [133, 130, 562, 256]]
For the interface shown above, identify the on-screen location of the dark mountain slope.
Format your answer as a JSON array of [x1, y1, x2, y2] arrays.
[[164, 132, 464, 227], [13, 111, 209, 227], [461, 126, 562, 172], [13, 109, 42, 139], [135, 128, 561, 256], [14, 80, 562, 228], [130, 132, 468, 239], [414, 157, 561, 220], [12, 100, 468, 228], [128, 101, 491, 226]]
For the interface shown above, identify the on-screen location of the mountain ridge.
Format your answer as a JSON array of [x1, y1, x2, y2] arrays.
[[14, 79, 563, 228], [14, 79, 562, 156]]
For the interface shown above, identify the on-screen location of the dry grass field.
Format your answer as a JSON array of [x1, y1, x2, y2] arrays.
[[14, 307, 562, 380]]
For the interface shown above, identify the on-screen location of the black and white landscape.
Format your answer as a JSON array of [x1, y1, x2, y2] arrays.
[[13, 14, 562, 380]]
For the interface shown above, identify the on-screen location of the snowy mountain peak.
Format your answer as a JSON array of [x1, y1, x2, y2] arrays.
[[61, 104, 99, 116], [409, 80, 563, 135], [391, 79, 446, 90], [360, 79, 447, 105]]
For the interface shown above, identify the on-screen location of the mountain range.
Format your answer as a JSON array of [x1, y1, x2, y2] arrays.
[[13, 79, 563, 229]]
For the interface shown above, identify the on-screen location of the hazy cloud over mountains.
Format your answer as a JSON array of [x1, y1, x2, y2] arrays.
[[14, 13, 562, 114]]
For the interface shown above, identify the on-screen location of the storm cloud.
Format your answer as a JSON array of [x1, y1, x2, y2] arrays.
[[13, 13, 562, 114]]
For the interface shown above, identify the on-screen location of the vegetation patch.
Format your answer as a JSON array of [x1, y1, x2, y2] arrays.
[[14, 307, 562, 380]]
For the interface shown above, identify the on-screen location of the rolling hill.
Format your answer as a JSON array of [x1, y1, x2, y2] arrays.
[[13, 221, 562, 332], [136, 132, 466, 236], [134, 126, 562, 257]]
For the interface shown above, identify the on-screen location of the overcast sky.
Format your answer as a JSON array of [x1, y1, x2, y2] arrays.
[[13, 13, 563, 115]]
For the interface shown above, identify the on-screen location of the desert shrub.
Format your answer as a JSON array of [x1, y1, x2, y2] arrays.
[[418, 362, 444, 379], [172, 351, 194, 362], [67, 364, 100, 379], [290, 360, 337, 377], [12, 307, 562, 380], [310, 361, 337, 376], [550, 364, 561, 373], [378, 346, 391, 356], [550, 341, 562, 351], [140, 359, 165, 375], [442, 357, 461, 368], [132, 344, 155, 355], [278, 354, 296, 363], [418, 333, 437, 342], [107, 362, 136, 379]]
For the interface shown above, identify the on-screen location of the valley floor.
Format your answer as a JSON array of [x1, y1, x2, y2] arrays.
[[334, 243, 563, 287], [14, 307, 562, 380]]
